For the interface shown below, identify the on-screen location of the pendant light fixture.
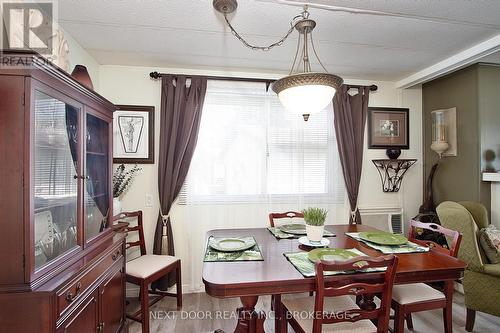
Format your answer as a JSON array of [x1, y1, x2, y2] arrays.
[[213, 0, 343, 121]]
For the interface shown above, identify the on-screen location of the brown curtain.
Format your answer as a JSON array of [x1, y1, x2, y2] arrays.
[[152, 75, 207, 290], [333, 85, 370, 224]]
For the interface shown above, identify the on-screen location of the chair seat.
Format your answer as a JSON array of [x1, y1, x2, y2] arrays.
[[126, 254, 179, 279], [392, 283, 445, 305], [282, 295, 377, 333]]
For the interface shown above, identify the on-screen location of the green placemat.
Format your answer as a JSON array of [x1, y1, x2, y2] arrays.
[[204, 236, 264, 262], [284, 248, 386, 278], [346, 232, 429, 254], [267, 227, 335, 239]]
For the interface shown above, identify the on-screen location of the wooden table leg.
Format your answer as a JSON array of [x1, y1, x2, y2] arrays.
[[443, 281, 454, 333], [234, 296, 266, 333], [273, 294, 287, 333]]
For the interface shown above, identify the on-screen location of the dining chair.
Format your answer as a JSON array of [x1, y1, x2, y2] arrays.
[[391, 220, 462, 333], [269, 211, 307, 311], [280, 254, 398, 333], [114, 211, 182, 333], [269, 211, 304, 227]]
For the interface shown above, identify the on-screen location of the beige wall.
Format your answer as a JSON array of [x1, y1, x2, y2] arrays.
[[98, 65, 423, 292], [61, 27, 100, 90]]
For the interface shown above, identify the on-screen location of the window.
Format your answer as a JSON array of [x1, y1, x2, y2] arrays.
[[180, 80, 344, 204]]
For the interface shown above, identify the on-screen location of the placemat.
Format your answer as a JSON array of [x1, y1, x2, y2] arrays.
[[267, 227, 335, 239], [204, 236, 264, 262], [284, 248, 386, 278], [346, 232, 429, 254]]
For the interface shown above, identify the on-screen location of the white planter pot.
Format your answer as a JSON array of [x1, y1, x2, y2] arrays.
[[113, 197, 122, 216], [306, 224, 324, 242]]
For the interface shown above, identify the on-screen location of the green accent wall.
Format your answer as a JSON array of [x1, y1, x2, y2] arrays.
[[422, 64, 497, 213]]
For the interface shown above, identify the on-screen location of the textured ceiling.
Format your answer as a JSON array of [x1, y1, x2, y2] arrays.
[[58, 0, 500, 81]]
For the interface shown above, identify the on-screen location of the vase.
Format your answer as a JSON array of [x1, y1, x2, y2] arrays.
[[71, 65, 94, 90], [306, 224, 324, 242], [386, 148, 401, 159], [113, 197, 122, 216]]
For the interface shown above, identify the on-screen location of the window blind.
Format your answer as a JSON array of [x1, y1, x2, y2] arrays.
[[179, 80, 344, 204]]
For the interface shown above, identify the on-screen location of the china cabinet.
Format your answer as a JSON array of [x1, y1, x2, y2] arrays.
[[0, 50, 125, 333]]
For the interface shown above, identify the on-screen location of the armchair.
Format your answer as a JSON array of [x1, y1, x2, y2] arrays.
[[436, 201, 500, 331]]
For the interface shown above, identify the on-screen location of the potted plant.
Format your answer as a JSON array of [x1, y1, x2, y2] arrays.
[[302, 207, 328, 242], [112, 164, 141, 215]]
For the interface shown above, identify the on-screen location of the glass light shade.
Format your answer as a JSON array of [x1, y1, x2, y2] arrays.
[[272, 72, 343, 117], [431, 110, 449, 157], [277, 84, 336, 115]]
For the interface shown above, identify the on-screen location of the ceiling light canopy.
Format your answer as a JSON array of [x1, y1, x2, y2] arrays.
[[213, 0, 343, 121]]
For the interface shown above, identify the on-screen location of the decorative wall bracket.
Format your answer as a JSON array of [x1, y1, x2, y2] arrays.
[[372, 159, 417, 192]]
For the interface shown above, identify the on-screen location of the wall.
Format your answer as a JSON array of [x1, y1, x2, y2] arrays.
[[60, 26, 100, 90], [422, 65, 491, 215], [98, 65, 422, 292], [478, 64, 500, 227]]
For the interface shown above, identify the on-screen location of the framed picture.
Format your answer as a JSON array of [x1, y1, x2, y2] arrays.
[[368, 107, 409, 149], [113, 105, 154, 164]]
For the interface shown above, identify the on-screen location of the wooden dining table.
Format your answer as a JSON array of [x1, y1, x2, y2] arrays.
[[202, 224, 467, 333]]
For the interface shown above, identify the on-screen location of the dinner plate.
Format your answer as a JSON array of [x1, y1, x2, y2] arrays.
[[298, 236, 330, 248], [209, 237, 256, 252], [358, 231, 408, 246], [279, 223, 307, 235], [308, 248, 359, 263]]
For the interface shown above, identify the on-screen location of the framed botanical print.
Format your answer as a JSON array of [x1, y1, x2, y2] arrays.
[[368, 107, 409, 149], [113, 105, 154, 164]]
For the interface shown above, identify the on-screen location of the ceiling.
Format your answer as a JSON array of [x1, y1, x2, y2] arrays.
[[58, 0, 500, 81]]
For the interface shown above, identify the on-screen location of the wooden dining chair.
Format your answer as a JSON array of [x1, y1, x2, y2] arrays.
[[114, 211, 182, 333], [391, 220, 462, 333], [280, 254, 398, 333], [269, 211, 304, 227], [269, 211, 306, 314]]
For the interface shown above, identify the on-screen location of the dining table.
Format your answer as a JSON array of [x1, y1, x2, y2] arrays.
[[202, 224, 467, 333]]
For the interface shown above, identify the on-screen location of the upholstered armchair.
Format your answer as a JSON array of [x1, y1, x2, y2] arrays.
[[436, 201, 500, 331]]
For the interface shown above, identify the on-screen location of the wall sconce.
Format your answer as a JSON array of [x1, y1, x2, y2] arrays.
[[430, 107, 457, 158], [417, 107, 458, 218]]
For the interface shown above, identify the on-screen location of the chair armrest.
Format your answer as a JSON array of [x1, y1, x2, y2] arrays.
[[483, 264, 500, 278]]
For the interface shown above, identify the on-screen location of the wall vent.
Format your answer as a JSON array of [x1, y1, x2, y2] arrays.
[[359, 207, 404, 234]]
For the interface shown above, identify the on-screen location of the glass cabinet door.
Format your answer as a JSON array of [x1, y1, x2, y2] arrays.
[[85, 113, 110, 242], [34, 90, 79, 269]]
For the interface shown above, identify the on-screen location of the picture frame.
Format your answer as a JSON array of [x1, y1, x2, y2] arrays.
[[113, 105, 154, 164], [368, 107, 409, 149]]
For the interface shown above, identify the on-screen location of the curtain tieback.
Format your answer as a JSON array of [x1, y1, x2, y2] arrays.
[[350, 206, 359, 221], [160, 208, 169, 236]]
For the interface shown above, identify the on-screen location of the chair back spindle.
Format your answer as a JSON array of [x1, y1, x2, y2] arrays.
[[268, 211, 304, 227], [408, 220, 462, 257], [313, 255, 398, 333], [113, 211, 147, 255]]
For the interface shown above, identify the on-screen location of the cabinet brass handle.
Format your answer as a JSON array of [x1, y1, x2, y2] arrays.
[[65, 281, 82, 302]]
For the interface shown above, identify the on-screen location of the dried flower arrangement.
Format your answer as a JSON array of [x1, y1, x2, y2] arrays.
[[113, 164, 141, 198]]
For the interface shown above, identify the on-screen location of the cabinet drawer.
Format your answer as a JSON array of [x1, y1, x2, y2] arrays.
[[57, 244, 123, 317]]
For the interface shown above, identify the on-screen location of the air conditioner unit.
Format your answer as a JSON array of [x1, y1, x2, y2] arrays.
[[359, 207, 404, 234]]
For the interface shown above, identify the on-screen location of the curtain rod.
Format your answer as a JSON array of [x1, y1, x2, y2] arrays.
[[149, 71, 378, 92]]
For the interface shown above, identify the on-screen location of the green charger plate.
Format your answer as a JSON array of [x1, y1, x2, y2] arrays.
[[308, 248, 359, 263], [279, 224, 307, 235], [359, 231, 408, 246], [209, 237, 256, 252]]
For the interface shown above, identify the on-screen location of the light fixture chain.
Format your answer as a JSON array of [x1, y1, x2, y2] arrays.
[[223, 13, 300, 51], [289, 32, 302, 75], [309, 32, 329, 73]]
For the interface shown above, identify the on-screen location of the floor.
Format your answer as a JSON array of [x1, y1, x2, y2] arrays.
[[127, 292, 500, 333]]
